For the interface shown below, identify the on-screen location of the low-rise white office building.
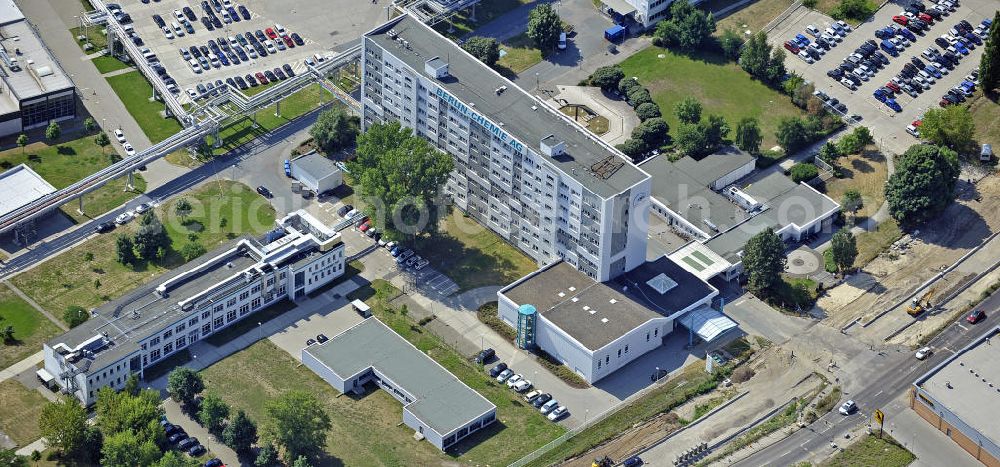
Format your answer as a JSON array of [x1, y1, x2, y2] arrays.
[[42, 210, 346, 406], [290, 151, 343, 194], [303, 318, 497, 451], [498, 256, 727, 384]]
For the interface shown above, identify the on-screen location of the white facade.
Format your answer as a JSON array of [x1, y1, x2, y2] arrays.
[[45, 211, 346, 406], [361, 18, 651, 282]]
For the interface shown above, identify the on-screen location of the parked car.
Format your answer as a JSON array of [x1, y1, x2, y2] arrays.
[[915, 346, 933, 359], [256, 185, 272, 198], [505, 373, 523, 387], [188, 444, 206, 456], [967, 309, 986, 324], [317, 333, 329, 343], [539, 399, 559, 414], [496, 369, 514, 383], [838, 400, 856, 415], [115, 211, 134, 225], [547, 406, 569, 421], [205, 459, 224, 467], [305, 338, 316, 346], [178, 437, 199, 450], [95, 221, 115, 233], [513, 379, 533, 392], [168, 431, 188, 444], [622, 457, 644, 467], [531, 393, 553, 408], [488, 362, 508, 377], [474, 348, 496, 364]]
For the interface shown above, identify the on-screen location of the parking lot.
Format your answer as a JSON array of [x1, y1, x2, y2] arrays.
[[116, 0, 385, 102], [769, 0, 993, 154]]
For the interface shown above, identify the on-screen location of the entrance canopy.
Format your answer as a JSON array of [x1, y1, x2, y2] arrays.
[[602, 0, 637, 16], [679, 307, 738, 342]]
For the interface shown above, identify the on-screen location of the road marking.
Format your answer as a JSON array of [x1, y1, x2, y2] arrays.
[[874, 390, 883, 397], [958, 324, 969, 331]]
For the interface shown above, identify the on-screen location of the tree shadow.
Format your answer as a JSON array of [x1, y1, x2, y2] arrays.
[[56, 146, 76, 156], [914, 202, 990, 249], [414, 229, 518, 291], [850, 158, 874, 174], [445, 419, 507, 459]]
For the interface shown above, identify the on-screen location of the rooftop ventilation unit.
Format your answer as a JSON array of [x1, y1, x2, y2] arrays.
[[424, 56, 448, 79]]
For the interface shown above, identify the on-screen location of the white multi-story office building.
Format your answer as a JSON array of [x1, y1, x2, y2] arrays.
[[361, 15, 652, 282], [42, 211, 346, 406], [596, 0, 698, 30]]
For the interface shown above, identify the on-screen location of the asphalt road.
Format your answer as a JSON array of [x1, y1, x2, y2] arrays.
[[0, 105, 325, 280], [734, 290, 1000, 466]]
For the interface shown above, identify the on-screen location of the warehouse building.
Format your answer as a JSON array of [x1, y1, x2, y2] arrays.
[[290, 151, 342, 195], [42, 210, 346, 406], [362, 15, 652, 282], [0, 1, 76, 137], [497, 256, 728, 384], [303, 318, 497, 450], [910, 326, 1000, 466]]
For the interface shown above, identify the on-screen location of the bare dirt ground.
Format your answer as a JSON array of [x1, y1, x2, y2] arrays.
[[815, 173, 1000, 330]]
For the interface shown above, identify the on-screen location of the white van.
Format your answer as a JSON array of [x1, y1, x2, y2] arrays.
[[171, 21, 185, 37], [188, 59, 202, 73], [558, 32, 567, 50]]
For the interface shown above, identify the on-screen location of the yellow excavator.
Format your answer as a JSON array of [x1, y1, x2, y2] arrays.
[[593, 456, 613, 467], [907, 287, 938, 316]]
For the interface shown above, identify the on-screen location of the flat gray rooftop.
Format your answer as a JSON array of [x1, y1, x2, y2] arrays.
[[46, 238, 262, 372], [641, 154, 750, 234], [304, 318, 495, 436], [503, 257, 716, 350], [0, 164, 55, 217], [0, 19, 73, 104], [291, 151, 340, 176], [704, 174, 839, 262], [918, 327, 1000, 448], [366, 15, 648, 198], [0, 0, 24, 26]]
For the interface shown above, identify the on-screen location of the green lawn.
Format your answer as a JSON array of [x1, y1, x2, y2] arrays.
[[0, 380, 47, 446], [496, 32, 543, 77], [618, 47, 806, 148], [434, 0, 531, 39], [0, 132, 146, 223], [105, 70, 183, 143], [414, 209, 538, 291], [0, 284, 60, 370], [9, 181, 275, 322], [91, 54, 130, 74], [715, 0, 794, 35], [206, 84, 334, 155], [351, 279, 566, 465], [69, 25, 107, 51], [767, 275, 819, 312], [970, 94, 1000, 151], [823, 434, 915, 467], [854, 218, 903, 268]]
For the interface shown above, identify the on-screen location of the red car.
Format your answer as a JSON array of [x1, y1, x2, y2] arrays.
[[939, 98, 952, 107], [892, 15, 909, 26], [783, 41, 800, 53], [255, 72, 269, 84], [265, 27, 277, 39], [918, 13, 933, 23], [282, 35, 295, 48], [912, 119, 922, 127], [358, 221, 371, 232], [885, 82, 901, 93], [967, 309, 986, 324]]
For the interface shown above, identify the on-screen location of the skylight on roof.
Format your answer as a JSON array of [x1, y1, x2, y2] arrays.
[[646, 273, 678, 295]]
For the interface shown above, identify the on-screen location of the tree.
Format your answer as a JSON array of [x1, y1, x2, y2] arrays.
[[84, 117, 98, 133], [631, 118, 669, 148], [829, 229, 857, 272], [153, 451, 200, 467], [819, 141, 841, 161], [851, 126, 874, 147], [526, 4, 562, 50], [617, 138, 647, 160], [841, 189, 863, 215], [346, 122, 453, 241], [703, 114, 729, 150], [626, 86, 653, 107], [115, 234, 136, 267], [919, 105, 975, 150], [264, 391, 331, 461], [635, 102, 662, 121], [885, 144, 960, 226], [16, 134, 27, 154], [674, 97, 703, 124], [101, 429, 161, 467], [719, 28, 743, 60], [133, 212, 170, 261], [742, 228, 787, 294], [0, 325, 13, 344], [45, 121, 61, 141], [255, 443, 280, 467], [95, 386, 164, 442], [734, 117, 762, 154], [675, 115, 728, 158], [765, 48, 787, 84], [653, 1, 716, 51], [95, 131, 111, 152], [174, 198, 193, 220], [292, 456, 313, 467], [223, 410, 258, 454], [39, 397, 88, 456], [832, 0, 875, 21], [309, 107, 359, 154], [461, 36, 500, 67], [980, 11, 1000, 95], [775, 117, 812, 152], [675, 122, 708, 158], [788, 162, 819, 183], [180, 242, 207, 262], [739, 31, 785, 84], [618, 77, 640, 96], [590, 66, 624, 92], [198, 393, 230, 435], [0, 449, 26, 467], [167, 367, 204, 406], [64, 306, 89, 328], [123, 374, 141, 396]]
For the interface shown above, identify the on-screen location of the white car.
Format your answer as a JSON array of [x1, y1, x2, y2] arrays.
[[840, 77, 856, 90], [547, 406, 568, 421], [496, 369, 514, 383], [122, 142, 136, 156], [173, 9, 185, 21], [806, 24, 821, 37], [162, 26, 174, 40], [825, 27, 841, 40], [836, 20, 851, 32], [915, 346, 932, 359], [838, 400, 856, 415], [512, 379, 532, 392], [186, 88, 199, 100], [540, 399, 559, 415], [797, 51, 814, 63], [134, 202, 152, 214], [114, 129, 126, 143], [505, 374, 523, 388], [906, 125, 920, 137], [114, 211, 134, 225]]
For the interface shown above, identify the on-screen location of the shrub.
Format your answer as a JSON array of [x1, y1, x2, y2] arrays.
[[823, 248, 838, 273], [789, 162, 819, 183], [635, 102, 662, 121], [64, 306, 89, 328]]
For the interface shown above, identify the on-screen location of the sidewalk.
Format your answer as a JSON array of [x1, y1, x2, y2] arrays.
[[0, 350, 43, 384]]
